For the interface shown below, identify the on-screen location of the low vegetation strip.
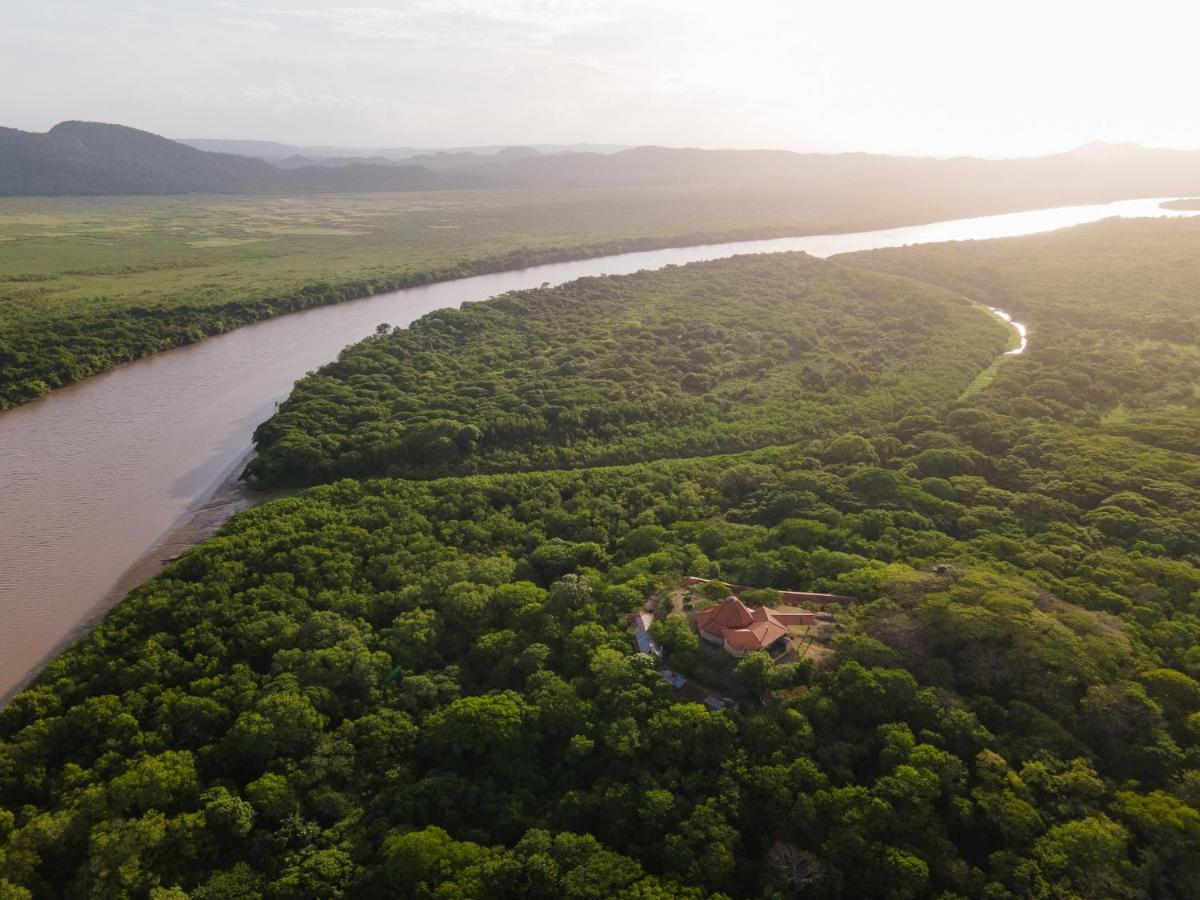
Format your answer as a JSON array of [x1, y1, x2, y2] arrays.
[[248, 253, 1011, 485]]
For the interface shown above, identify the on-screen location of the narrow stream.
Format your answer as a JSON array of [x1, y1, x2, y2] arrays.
[[1, 196, 1195, 700], [989, 308, 1028, 354]]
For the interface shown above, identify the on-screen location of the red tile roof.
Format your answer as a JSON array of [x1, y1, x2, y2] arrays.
[[694, 596, 804, 654], [770, 607, 817, 626], [695, 595, 754, 638], [723, 621, 788, 651]]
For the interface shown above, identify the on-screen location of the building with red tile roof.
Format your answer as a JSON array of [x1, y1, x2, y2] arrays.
[[694, 595, 815, 658]]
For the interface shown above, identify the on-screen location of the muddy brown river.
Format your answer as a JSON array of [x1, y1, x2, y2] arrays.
[[1, 197, 1196, 701]]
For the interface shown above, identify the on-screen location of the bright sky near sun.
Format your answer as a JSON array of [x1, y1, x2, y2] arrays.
[[2, 0, 1198, 156]]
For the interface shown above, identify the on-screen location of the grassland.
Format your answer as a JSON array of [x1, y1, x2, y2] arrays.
[[0, 184, 1082, 409], [0, 187, 812, 327]]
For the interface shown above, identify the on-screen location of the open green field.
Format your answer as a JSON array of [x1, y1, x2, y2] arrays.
[[0, 186, 853, 331], [0, 183, 1079, 410]]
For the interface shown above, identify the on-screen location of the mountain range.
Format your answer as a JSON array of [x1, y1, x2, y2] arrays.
[[178, 138, 628, 168], [5, 121, 1200, 203], [0, 122, 490, 195]]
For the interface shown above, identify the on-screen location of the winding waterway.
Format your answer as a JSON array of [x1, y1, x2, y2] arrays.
[[1, 196, 1196, 701]]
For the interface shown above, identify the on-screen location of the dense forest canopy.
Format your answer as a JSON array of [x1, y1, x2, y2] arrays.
[[3, 219, 1200, 897], [248, 254, 1011, 485]]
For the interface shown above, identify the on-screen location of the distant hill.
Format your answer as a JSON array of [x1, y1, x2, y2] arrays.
[[263, 146, 545, 171], [179, 137, 626, 164], [6, 121, 1200, 201], [399, 146, 543, 170], [171, 138, 363, 162], [0, 121, 281, 195], [464, 145, 921, 186], [0, 122, 484, 196], [273, 154, 404, 170], [465, 142, 1200, 193], [455, 142, 1200, 215], [1069, 140, 1151, 161]]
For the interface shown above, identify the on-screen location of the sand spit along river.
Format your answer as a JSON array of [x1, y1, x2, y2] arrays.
[[1, 197, 1197, 702]]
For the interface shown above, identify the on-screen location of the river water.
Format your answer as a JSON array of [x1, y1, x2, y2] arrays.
[[1, 196, 1196, 700]]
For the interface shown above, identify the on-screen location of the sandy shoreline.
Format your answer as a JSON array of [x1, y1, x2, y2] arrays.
[[0, 451, 267, 706]]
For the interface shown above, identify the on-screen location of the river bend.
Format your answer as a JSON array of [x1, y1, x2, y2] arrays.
[[1, 196, 1196, 700]]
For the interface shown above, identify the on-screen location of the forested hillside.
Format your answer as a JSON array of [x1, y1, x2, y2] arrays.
[[248, 254, 1011, 485], [0, 122, 279, 196], [4, 225, 1200, 898]]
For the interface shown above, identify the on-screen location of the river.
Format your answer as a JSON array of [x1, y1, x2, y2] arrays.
[[1, 196, 1196, 701]]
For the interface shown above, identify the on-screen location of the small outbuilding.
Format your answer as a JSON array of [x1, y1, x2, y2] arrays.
[[629, 612, 662, 658]]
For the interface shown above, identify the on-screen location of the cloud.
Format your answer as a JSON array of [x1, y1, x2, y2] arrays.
[[210, 15, 285, 31], [241, 83, 409, 116], [218, 0, 628, 49], [4, 0, 1200, 154]]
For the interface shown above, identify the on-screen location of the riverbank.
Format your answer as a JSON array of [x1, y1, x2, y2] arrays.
[[3, 187, 1189, 413], [0, 185, 1073, 413], [0, 452, 269, 705]]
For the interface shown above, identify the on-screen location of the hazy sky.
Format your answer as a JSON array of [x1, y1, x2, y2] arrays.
[[3, 0, 1198, 156]]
